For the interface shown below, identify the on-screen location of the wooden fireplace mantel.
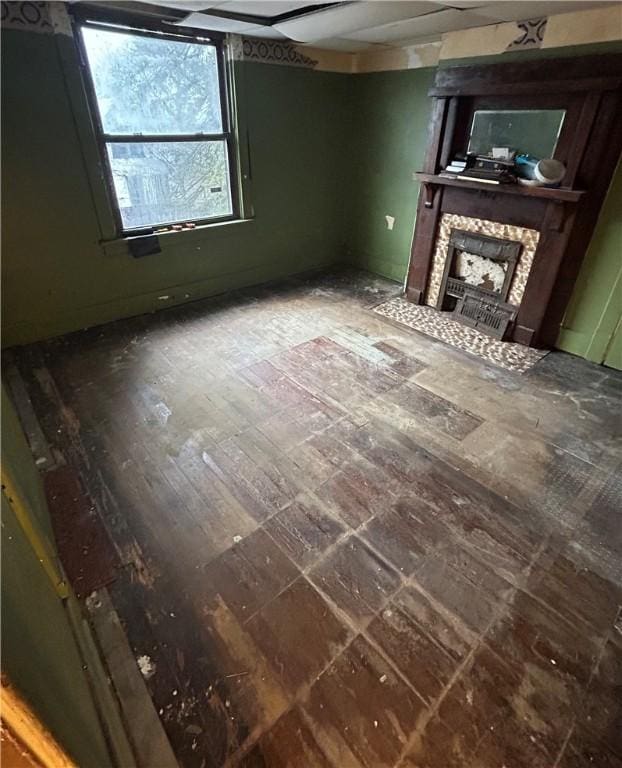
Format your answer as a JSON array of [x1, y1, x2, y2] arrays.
[[405, 53, 622, 349], [414, 173, 585, 204]]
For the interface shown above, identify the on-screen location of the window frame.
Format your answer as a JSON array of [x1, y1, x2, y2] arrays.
[[72, 7, 240, 236]]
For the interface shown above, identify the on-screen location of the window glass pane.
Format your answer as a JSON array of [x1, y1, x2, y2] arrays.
[[82, 26, 223, 135], [107, 141, 232, 230]]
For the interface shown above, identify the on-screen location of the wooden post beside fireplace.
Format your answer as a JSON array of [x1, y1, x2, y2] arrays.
[[405, 53, 622, 348]]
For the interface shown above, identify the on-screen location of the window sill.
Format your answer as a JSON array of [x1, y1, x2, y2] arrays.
[[101, 217, 255, 258]]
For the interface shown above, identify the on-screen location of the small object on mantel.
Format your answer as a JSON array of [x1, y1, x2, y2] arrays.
[[460, 156, 517, 185], [491, 147, 515, 161], [534, 158, 566, 186], [441, 154, 516, 185], [457, 174, 504, 185], [441, 152, 475, 177], [172, 224, 183, 231], [515, 155, 566, 187], [185, 222, 196, 229]]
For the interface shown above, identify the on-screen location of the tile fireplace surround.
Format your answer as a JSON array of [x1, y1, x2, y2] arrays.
[[383, 217, 548, 371], [425, 213, 539, 309], [372, 297, 549, 373]]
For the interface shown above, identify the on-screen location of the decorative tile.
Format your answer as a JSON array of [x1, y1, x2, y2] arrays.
[[506, 17, 548, 51], [1, 1, 52, 34], [372, 297, 549, 374], [426, 214, 539, 308], [230, 33, 318, 69]]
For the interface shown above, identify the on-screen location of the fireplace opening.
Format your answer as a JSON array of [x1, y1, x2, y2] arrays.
[[437, 229, 522, 339]]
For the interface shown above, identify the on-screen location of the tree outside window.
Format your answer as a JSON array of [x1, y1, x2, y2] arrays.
[[79, 22, 236, 232]]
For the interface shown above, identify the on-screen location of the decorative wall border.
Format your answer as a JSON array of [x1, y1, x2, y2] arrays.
[[1, 1, 72, 35], [1, 1, 52, 34], [231, 34, 318, 69], [440, 6, 620, 62], [425, 213, 540, 308]]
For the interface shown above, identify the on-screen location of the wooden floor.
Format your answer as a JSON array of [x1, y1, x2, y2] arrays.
[[7, 269, 622, 768]]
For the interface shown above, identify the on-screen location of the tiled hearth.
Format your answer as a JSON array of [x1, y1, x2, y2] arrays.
[[373, 297, 549, 373], [425, 214, 540, 308]]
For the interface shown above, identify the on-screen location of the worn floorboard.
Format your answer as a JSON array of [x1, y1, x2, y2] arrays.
[[6, 268, 622, 768]]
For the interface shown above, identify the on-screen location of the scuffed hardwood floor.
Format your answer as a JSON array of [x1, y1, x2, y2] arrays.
[[7, 269, 622, 768]]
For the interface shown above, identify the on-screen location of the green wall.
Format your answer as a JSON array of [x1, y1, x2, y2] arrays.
[[1, 29, 349, 347], [343, 45, 622, 367], [344, 68, 435, 282], [1, 384, 54, 542], [1, 387, 112, 767], [1, 27, 621, 365], [556, 160, 622, 367], [343, 42, 622, 288]]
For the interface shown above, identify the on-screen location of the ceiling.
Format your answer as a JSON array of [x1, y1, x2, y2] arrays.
[[131, 0, 616, 51]]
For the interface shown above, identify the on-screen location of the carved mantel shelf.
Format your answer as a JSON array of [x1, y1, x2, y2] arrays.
[[414, 173, 585, 205]]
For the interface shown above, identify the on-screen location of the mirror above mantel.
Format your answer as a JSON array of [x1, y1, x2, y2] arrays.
[[466, 109, 566, 159]]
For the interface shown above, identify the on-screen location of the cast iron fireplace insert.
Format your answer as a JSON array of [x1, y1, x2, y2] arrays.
[[437, 229, 522, 339]]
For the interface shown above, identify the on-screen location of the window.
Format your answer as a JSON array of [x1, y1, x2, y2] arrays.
[[77, 17, 237, 233]]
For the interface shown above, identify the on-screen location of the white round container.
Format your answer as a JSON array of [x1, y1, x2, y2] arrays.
[[534, 159, 566, 186]]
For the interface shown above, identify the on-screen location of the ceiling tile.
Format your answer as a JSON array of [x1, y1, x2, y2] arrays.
[[302, 36, 386, 51], [433, 1, 490, 7], [274, 1, 447, 42], [172, 10, 261, 30], [145, 1, 226, 9], [469, 1, 616, 23], [241, 25, 289, 37], [218, 1, 332, 17], [343, 7, 488, 44]]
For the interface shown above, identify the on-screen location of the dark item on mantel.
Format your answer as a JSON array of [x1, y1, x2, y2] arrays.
[[454, 287, 518, 340], [442, 155, 517, 185], [458, 170, 516, 185], [461, 156, 517, 184]]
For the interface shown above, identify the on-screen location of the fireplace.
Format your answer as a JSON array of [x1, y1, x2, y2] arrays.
[[438, 229, 521, 307], [425, 213, 539, 339], [433, 229, 522, 339], [404, 53, 622, 349]]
